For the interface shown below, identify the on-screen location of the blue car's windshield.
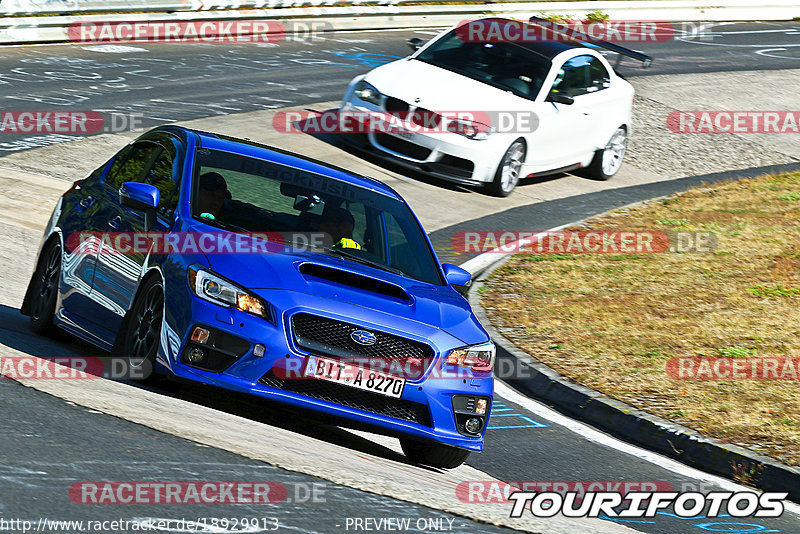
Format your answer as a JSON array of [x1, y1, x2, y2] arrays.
[[192, 148, 444, 285]]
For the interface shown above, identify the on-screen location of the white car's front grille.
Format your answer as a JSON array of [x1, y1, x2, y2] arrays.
[[384, 96, 409, 113]]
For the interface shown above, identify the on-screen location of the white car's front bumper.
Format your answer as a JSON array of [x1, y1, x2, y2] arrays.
[[340, 99, 507, 186]]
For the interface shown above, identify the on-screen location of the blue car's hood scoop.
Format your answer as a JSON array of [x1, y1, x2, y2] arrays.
[[204, 247, 487, 345], [297, 262, 412, 302]]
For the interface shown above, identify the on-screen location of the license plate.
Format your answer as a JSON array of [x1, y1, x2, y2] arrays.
[[305, 356, 405, 398]]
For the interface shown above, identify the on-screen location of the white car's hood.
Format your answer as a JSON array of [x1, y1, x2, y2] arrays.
[[364, 58, 536, 113]]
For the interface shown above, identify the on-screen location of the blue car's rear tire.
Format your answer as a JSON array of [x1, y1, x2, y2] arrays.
[[29, 241, 61, 335], [400, 438, 471, 469], [122, 277, 163, 382]]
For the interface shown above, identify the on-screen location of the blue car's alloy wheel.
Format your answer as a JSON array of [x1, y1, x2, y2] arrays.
[[29, 241, 61, 335], [124, 278, 163, 380]]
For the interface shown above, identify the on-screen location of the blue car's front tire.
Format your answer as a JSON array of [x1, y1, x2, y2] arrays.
[[122, 277, 163, 382], [29, 241, 62, 336], [400, 438, 471, 469]]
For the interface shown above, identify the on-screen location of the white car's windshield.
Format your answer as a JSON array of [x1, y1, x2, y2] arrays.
[[415, 29, 552, 100]]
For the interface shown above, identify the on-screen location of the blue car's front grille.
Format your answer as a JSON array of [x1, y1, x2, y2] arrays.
[[290, 313, 435, 379], [258, 371, 432, 426]]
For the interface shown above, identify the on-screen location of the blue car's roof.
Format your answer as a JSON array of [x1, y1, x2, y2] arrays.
[[174, 127, 402, 200]]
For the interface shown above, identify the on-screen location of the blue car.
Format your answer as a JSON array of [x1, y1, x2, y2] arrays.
[[21, 125, 494, 468]]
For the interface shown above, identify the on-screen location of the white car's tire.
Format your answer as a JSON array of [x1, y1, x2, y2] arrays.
[[585, 126, 627, 181], [487, 139, 526, 197]]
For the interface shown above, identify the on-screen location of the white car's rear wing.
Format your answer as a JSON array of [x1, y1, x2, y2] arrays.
[[528, 16, 654, 68]]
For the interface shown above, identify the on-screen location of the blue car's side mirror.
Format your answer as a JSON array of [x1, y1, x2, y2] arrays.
[[120, 182, 160, 231], [442, 263, 472, 296], [120, 182, 159, 211]]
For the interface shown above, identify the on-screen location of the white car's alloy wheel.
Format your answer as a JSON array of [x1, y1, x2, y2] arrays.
[[601, 128, 627, 176], [489, 140, 526, 196]]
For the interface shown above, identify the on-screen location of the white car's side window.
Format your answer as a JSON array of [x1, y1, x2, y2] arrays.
[[550, 55, 610, 98]]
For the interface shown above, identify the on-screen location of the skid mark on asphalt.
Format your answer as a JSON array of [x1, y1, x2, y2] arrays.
[[487, 402, 548, 430]]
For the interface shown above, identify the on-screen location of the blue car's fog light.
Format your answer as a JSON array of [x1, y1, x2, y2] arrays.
[[187, 347, 205, 363], [464, 417, 483, 434], [181, 325, 250, 372], [452, 394, 490, 437]]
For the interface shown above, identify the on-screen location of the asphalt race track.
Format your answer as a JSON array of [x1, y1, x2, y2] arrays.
[[1, 20, 799, 534], [1, 21, 800, 150]]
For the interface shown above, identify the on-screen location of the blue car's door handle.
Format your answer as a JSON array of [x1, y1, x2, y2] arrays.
[[108, 216, 123, 230], [79, 196, 95, 209]]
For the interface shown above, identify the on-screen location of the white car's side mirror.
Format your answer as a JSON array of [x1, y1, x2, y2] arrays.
[[407, 38, 426, 52], [547, 93, 575, 105]]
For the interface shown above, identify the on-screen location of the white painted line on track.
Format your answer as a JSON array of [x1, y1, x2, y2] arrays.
[[460, 228, 566, 276], [699, 28, 800, 35], [81, 44, 149, 53]]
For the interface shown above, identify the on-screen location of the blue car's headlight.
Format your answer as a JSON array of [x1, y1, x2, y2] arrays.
[[445, 342, 496, 372], [188, 265, 273, 323], [354, 80, 382, 105]]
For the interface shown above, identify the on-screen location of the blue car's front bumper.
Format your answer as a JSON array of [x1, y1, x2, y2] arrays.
[[159, 287, 493, 451]]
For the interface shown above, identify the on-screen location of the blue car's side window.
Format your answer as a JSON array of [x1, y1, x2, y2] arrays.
[[144, 148, 178, 219], [105, 142, 161, 190], [141, 133, 183, 221], [101, 145, 133, 184]]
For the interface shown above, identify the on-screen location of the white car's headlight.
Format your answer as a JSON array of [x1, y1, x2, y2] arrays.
[[354, 80, 382, 106], [445, 118, 494, 141], [188, 265, 273, 322], [445, 342, 496, 372]]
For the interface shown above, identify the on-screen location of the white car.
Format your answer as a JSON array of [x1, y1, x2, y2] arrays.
[[341, 17, 650, 196]]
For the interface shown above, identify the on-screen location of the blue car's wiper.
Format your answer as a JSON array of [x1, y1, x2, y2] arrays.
[[292, 241, 405, 277], [325, 247, 405, 277]]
